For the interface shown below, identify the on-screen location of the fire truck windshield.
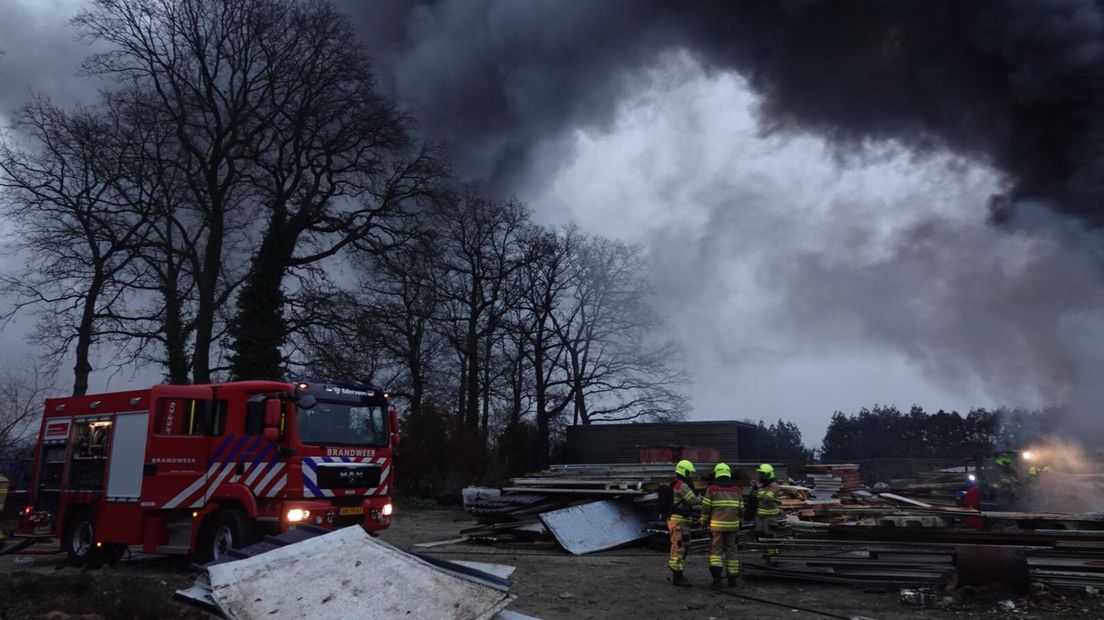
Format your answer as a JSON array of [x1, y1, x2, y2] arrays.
[[296, 401, 387, 446]]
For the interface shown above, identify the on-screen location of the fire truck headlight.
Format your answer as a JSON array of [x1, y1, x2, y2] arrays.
[[382, 503, 393, 517], [287, 508, 310, 522], [968, 474, 976, 481], [1022, 451, 1034, 461]]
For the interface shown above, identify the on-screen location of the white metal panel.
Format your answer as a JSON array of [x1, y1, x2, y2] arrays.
[[205, 527, 514, 620], [106, 411, 149, 500], [538, 499, 651, 554]]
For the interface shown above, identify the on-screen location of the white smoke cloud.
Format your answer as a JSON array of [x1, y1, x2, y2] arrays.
[[533, 52, 1104, 444]]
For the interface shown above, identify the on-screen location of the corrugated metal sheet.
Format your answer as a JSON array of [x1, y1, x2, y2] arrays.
[[538, 500, 651, 554], [561, 421, 758, 464]]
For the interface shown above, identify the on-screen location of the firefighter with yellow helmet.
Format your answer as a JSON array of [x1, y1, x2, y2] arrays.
[[754, 463, 781, 538], [666, 459, 701, 586], [701, 462, 743, 588]]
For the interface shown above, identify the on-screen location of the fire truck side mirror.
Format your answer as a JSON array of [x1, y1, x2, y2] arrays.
[[389, 408, 400, 447], [264, 399, 282, 428]]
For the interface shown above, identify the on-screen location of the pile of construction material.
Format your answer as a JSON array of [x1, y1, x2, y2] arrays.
[[455, 459, 1104, 593], [458, 462, 787, 553], [804, 464, 862, 499], [751, 507, 1104, 590]]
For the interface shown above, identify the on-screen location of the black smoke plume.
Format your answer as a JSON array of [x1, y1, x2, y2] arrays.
[[344, 0, 1104, 223]]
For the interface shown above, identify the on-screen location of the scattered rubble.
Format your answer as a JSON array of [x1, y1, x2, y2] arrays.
[[454, 459, 1104, 597]]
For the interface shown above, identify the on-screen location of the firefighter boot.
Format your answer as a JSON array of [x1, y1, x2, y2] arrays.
[[727, 575, 739, 588], [672, 570, 691, 587], [709, 566, 723, 589]]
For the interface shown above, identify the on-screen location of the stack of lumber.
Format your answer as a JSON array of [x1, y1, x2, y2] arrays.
[[803, 464, 863, 499]]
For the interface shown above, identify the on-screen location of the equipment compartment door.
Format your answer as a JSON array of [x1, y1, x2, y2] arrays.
[[105, 411, 149, 500], [141, 385, 214, 509]]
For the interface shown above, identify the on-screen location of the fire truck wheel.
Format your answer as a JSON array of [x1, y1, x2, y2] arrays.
[[63, 508, 100, 567], [198, 509, 250, 563]]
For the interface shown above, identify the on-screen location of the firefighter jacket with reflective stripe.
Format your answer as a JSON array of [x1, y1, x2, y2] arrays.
[[702, 479, 743, 531], [669, 479, 701, 524], [756, 481, 781, 516]]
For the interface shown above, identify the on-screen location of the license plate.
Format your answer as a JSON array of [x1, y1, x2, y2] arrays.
[[339, 507, 364, 516]]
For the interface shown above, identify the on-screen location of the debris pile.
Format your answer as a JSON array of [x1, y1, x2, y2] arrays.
[[451, 459, 1104, 594], [458, 462, 784, 552], [804, 464, 862, 499], [749, 508, 1104, 590], [177, 525, 536, 620]]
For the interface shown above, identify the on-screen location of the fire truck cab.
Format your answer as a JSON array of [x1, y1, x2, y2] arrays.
[[18, 377, 397, 565]]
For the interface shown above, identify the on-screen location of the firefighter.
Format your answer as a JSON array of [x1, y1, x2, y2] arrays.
[[956, 475, 984, 528], [667, 459, 701, 586], [1027, 464, 1053, 478], [754, 463, 781, 538], [701, 462, 742, 588], [989, 452, 1021, 508]]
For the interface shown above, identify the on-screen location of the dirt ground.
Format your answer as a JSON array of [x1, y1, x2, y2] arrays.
[[2, 506, 1104, 620]]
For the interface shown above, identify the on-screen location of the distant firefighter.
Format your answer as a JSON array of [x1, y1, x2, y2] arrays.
[[754, 463, 781, 539]]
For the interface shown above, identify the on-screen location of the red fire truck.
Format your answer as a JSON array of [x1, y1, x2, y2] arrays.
[[17, 377, 397, 565]]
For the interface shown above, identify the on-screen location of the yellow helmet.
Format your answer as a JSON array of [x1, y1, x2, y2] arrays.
[[1028, 466, 1039, 476], [675, 459, 695, 477], [757, 463, 775, 479], [713, 463, 731, 478]]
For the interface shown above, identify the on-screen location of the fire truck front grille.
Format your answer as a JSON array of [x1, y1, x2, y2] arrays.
[[330, 497, 364, 507]]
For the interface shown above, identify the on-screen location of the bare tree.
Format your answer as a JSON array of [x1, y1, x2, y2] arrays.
[[433, 193, 530, 442], [72, 0, 281, 383], [513, 226, 577, 465], [555, 236, 689, 424], [72, 0, 445, 382], [0, 97, 154, 395], [227, 0, 444, 380], [0, 364, 53, 459]]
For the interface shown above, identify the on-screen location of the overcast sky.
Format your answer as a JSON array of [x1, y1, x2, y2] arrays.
[[3, 1, 1104, 447]]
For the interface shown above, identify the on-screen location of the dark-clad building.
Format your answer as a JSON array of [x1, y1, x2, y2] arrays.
[[561, 420, 759, 464]]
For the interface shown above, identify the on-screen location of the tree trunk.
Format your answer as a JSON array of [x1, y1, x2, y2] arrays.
[[71, 284, 101, 397], [479, 330, 493, 447], [464, 311, 480, 433], [191, 209, 224, 384], [229, 216, 293, 380], [533, 334, 550, 468], [456, 355, 468, 422], [569, 348, 589, 424], [162, 277, 190, 384], [408, 349, 424, 415], [161, 220, 190, 384]]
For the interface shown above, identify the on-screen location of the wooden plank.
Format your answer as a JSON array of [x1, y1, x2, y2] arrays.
[[878, 493, 933, 508]]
